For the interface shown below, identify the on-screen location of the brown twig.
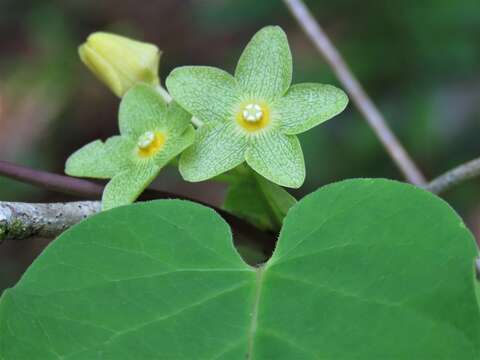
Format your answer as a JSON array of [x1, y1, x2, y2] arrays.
[[424, 157, 480, 194], [0, 160, 103, 198], [283, 0, 426, 186]]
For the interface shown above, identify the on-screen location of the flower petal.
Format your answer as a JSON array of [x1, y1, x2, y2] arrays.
[[154, 126, 195, 166], [235, 26, 292, 101], [65, 136, 134, 179], [119, 84, 167, 138], [102, 164, 160, 210], [179, 122, 247, 182], [166, 66, 241, 126], [245, 132, 305, 188], [165, 101, 194, 136], [275, 83, 348, 135]]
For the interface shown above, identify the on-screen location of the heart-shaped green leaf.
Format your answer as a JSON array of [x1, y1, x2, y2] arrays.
[[1, 179, 479, 359]]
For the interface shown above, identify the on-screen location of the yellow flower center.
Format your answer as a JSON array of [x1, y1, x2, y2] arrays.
[[236, 102, 271, 133], [137, 130, 166, 158]]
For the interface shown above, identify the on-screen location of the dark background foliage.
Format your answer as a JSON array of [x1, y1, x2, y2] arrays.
[[1, 0, 479, 293]]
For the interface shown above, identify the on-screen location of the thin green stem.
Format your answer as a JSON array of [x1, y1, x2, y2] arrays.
[[155, 84, 204, 127]]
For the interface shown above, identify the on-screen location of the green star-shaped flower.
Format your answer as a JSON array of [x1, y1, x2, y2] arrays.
[[166, 26, 348, 188], [65, 84, 195, 210]]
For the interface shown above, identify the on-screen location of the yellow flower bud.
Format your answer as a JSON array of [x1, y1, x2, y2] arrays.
[[79, 32, 161, 97]]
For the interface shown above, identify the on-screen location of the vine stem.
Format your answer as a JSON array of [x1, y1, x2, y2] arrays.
[[283, 0, 426, 186], [0, 160, 276, 255], [424, 157, 480, 194]]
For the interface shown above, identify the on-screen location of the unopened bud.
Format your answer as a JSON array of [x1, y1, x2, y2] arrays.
[[79, 32, 161, 97]]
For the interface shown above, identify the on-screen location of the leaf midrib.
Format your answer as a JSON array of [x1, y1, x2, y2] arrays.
[[247, 266, 266, 360]]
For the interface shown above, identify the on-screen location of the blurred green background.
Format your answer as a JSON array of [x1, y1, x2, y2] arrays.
[[1, 0, 479, 293]]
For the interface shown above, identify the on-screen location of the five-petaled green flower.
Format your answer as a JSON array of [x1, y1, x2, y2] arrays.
[[65, 84, 195, 210], [166, 26, 348, 188]]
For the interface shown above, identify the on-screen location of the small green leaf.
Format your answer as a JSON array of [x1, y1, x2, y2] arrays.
[[65, 136, 133, 179], [224, 169, 297, 231], [179, 122, 247, 182], [245, 131, 305, 188], [102, 164, 159, 210], [254, 172, 297, 225], [275, 83, 349, 135], [1, 179, 479, 358], [119, 84, 168, 139], [235, 26, 292, 100], [224, 175, 276, 231], [166, 66, 241, 125]]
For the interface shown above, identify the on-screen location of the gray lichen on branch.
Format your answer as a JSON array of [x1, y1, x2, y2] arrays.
[[0, 201, 100, 241]]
